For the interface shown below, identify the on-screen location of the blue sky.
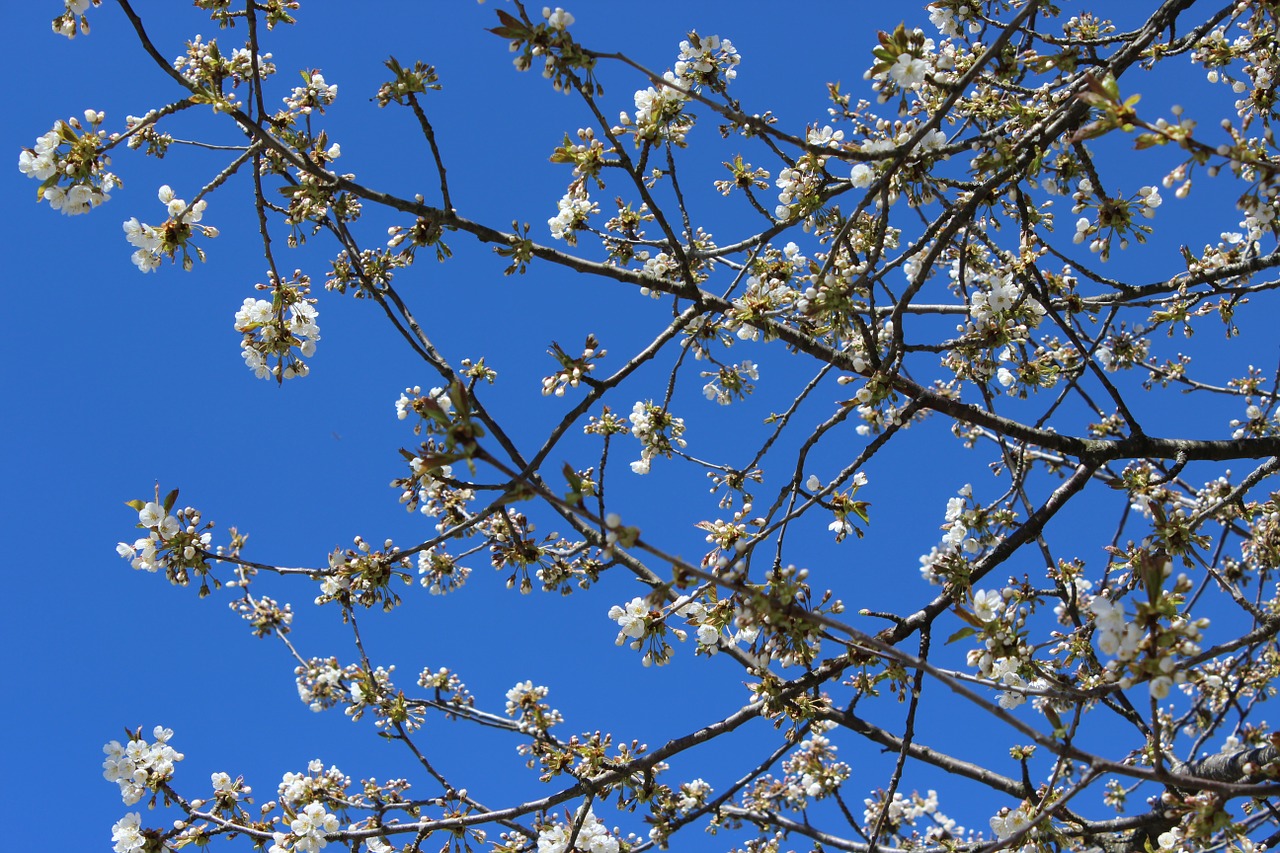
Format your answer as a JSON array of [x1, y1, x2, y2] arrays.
[[6, 2, 1276, 852]]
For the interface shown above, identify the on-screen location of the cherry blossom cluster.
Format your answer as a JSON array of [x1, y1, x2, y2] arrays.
[[53, 0, 96, 38], [774, 152, 832, 222], [582, 408, 630, 445], [120, 111, 176, 159], [400, 457, 477, 533], [966, 271, 1047, 330], [866, 24, 944, 101], [504, 679, 564, 733], [627, 400, 687, 474], [549, 126, 606, 185], [110, 812, 145, 853], [543, 7, 575, 31], [701, 359, 758, 404], [777, 724, 851, 807], [847, 368, 913, 438], [116, 496, 215, 589], [919, 485, 1016, 587], [1188, 5, 1280, 124], [1070, 179, 1162, 260], [591, 198, 651, 268], [617, 71, 691, 146], [640, 250, 679, 285], [1090, 595, 1144, 663], [270, 802, 339, 853], [964, 588, 1045, 710], [991, 337, 1074, 396], [525, 529, 601, 595], [479, 509, 570, 593], [294, 657, 361, 713], [731, 565, 843, 668], [1185, 227, 1257, 276], [123, 185, 217, 273], [172, 35, 277, 100], [734, 723, 851, 816], [498, 4, 593, 94], [417, 545, 472, 595], [670, 592, 761, 657], [608, 595, 686, 666], [696, 507, 755, 568], [317, 536, 412, 611], [282, 163, 358, 244], [673, 32, 739, 91], [989, 802, 1036, 845], [346, 664, 423, 731], [278, 759, 351, 809], [547, 187, 598, 244], [234, 271, 320, 380], [862, 788, 964, 845], [613, 30, 743, 146], [643, 777, 714, 847], [1240, 496, 1280, 572], [808, 470, 870, 541], [542, 335, 606, 396], [417, 665, 476, 711], [231, 594, 294, 638], [1230, 400, 1279, 440], [926, 2, 982, 38], [855, 122, 949, 183], [1091, 326, 1150, 375], [536, 807, 621, 853], [199, 769, 251, 811], [390, 377, 491, 497], [385, 211, 453, 263], [1088, 567, 1208, 699], [674, 778, 712, 812], [395, 384, 454, 424], [807, 124, 845, 149], [725, 243, 806, 334], [545, 127, 622, 257], [18, 111, 117, 214], [284, 70, 338, 116], [103, 726, 185, 806]]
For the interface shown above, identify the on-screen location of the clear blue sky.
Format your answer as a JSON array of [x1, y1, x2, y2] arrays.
[[4, 2, 1270, 851]]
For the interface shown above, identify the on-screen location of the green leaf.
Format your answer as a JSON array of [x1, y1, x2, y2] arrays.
[[488, 9, 527, 39], [946, 626, 976, 644], [562, 462, 584, 506], [494, 8, 523, 28], [447, 379, 469, 416]]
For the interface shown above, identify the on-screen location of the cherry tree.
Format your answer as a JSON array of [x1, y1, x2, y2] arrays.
[[23, 1, 1280, 852]]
